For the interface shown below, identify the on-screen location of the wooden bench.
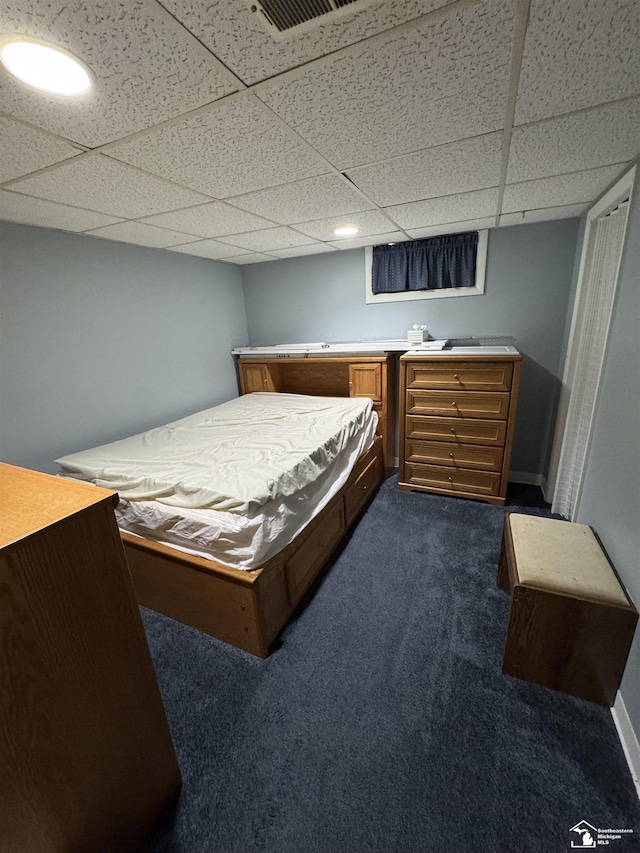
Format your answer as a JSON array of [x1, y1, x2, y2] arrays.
[[497, 513, 638, 706]]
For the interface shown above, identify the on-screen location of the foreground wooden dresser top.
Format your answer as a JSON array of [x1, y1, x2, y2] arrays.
[[398, 348, 522, 506], [0, 464, 181, 853]]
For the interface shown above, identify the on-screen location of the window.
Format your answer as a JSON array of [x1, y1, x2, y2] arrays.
[[365, 230, 488, 304]]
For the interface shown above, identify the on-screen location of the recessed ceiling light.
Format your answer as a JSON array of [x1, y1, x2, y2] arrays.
[[333, 225, 359, 237], [0, 35, 92, 96]]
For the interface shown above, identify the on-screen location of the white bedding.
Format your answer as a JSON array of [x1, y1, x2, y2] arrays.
[[57, 393, 378, 569]]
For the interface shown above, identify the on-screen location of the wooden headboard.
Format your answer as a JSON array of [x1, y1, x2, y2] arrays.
[[236, 354, 396, 477]]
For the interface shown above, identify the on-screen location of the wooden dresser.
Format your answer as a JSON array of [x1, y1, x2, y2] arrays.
[[0, 464, 181, 853], [398, 349, 521, 506], [237, 354, 396, 477]]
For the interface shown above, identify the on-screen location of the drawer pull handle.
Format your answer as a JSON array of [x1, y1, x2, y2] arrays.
[[449, 452, 454, 458], [450, 427, 455, 433], [448, 476, 453, 482], [454, 374, 460, 380]]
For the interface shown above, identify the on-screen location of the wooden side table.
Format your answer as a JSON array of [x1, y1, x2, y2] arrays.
[[497, 513, 638, 706]]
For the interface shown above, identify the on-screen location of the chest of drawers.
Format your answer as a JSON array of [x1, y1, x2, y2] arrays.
[[398, 351, 521, 506]]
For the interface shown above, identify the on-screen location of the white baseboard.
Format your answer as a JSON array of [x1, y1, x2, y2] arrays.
[[612, 693, 640, 803]]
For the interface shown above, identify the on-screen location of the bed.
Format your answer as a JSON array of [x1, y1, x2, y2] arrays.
[[57, 392, 383, 657]]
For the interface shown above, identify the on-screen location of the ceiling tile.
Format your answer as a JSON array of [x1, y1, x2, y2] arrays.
[[515, 0, 640, 125], [160, 0, 459, 85], [507, 99, 640, 183], [6, 154, 211, 219], [1, 0, 637, 262], [346, 134, 502, 207], [0, 189, 121, 231], [220, 227, 316, 252], [499, 204, 588, 227], [0, 117, 83, 183], [268, 244, 338, 259], [328, 231, 409, 250], [0, 0, 238, 147], [223, 253, 276, 265], [502, 166, 625, 214], [168, 240, 250, 260], [407, 217, 496, 238], [385, 188, 499, 230], [84, 221, 193, 248], [228, 175, 372, 224], [291, 209, 397, 241], [107, 94, 330, 198], [256, 0, 513, 168], [140, 201, 275, 238]]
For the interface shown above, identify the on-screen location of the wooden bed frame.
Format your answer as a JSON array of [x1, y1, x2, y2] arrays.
[[121, 352, 396, 657], [123, 435, 383, 658]]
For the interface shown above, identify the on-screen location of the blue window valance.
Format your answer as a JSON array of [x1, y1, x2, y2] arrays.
[[372, 231, 479, 295]]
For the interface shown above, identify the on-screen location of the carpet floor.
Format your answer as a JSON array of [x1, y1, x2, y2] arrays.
[[141, 477, 640, 852]]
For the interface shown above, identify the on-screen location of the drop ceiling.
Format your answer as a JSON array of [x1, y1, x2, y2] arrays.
[[1, 0, 639, 265]]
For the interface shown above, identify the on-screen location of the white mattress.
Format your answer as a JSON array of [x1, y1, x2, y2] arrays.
[[57, 393, 378, 569]]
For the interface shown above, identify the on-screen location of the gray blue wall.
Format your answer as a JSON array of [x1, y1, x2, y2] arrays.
[[242, 219, 580, 478], [0, 222, 248, 473], [575, 169, 640, 751]]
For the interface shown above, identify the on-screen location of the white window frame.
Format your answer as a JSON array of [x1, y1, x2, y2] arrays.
[[364, 230, 488, 304]]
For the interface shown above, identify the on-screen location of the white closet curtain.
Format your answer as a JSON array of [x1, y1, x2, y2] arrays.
[[552, 200, 630, 520]]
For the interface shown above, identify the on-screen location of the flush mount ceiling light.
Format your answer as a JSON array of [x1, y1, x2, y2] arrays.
[[0, 35, 92, 96], [333, 225, 360, 237]]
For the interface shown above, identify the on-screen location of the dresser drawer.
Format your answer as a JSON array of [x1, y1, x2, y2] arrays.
[[406, 389, 511, 420], [405, 415, 507, 446], [406, 361, 513, 392], [405, 440, 503, 472], [403, 462, 501, 497]]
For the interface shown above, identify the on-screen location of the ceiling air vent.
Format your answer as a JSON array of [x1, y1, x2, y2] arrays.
[[251, 0, 370, 39]]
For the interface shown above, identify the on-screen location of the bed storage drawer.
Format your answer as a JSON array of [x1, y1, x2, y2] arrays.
[[405, 415, 507, 446], [285, 501, 346, 602], [406, 389, 510, 420], [405, 440, 503, 472], [345, 451, 381, 526], [404, 462, 501, 497], [406, 361, 513, 392]]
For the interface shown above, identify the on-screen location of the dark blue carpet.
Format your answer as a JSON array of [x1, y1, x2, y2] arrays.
[[141, 477, 640, 852]]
